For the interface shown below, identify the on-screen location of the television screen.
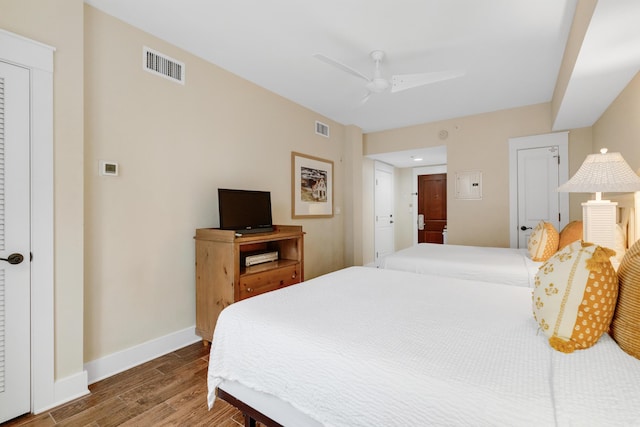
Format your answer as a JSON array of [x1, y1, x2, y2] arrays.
[[218, 188, 273, 234]]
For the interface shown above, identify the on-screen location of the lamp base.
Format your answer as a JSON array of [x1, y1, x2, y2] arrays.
[[582, 200, 617, 250]]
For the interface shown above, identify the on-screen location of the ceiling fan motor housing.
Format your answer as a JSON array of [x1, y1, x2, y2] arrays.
[[367, 78, 389, 93]]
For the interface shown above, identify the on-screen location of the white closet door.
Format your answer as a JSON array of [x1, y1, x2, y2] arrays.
[[517, 146, 560, 248], [374, 161, 394, 266], [0, 60, 31, 423]]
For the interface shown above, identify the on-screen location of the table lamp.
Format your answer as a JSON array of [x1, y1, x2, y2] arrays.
[[557, 148, 640, 250]]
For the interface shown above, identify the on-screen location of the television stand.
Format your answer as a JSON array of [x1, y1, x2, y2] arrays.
[[194, 225, 304, 343]]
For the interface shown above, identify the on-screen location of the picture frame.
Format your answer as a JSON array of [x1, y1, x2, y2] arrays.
[[291, 151, 334, 218]]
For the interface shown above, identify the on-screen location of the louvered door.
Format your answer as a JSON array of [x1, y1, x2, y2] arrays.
[[0, 60, 31, 423]]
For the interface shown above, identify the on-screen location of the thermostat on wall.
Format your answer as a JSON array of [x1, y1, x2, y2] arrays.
[[100, 161, 119, 176]]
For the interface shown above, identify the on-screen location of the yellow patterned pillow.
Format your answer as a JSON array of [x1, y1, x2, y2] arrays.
[[528, 221, 559, 261], [610, 238, 640, 359], [533, 241, 618, 353]]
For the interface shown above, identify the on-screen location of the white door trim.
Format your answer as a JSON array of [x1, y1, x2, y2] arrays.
[[374, 161, 394, 266], [508, 132, 569, 248], [0, 29, 56, 413]]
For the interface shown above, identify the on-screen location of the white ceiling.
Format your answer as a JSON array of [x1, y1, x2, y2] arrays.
[[553, 0, 640, 130], [367, 145, 447, 169], [84, 0, 640, 166]]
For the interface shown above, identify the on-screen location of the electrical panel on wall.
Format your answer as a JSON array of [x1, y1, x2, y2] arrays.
[[455, 170, 482, 200]]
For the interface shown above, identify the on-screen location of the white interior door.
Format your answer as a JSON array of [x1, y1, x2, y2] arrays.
[[517, 146, 560, 248], [374, 162, 394, 266], [509, 132, 568, 248], [0, 61, 31, 423]]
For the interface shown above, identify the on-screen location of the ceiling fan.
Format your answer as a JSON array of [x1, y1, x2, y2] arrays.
[[313, 50, 464, 103]]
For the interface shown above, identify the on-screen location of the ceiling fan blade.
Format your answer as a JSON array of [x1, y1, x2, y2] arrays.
[[391, 70, 465, 93], [313, 53, 371, 83], [358, 91, 372, 106]]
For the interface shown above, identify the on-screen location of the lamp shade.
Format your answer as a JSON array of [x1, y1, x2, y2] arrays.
[[558, 149, 640, 193]]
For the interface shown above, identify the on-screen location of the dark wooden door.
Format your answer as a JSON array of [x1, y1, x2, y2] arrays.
[[418, 174, 447, 244]]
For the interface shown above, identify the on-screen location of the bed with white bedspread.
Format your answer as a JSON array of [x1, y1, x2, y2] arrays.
[[207, 266, 640, 426], [380, 243, 541, 287]]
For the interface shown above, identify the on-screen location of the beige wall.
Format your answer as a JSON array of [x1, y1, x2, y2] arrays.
[[342, 125, 364, 266], [593, 72, 640, 170], [363, 74, 640, 253], [394, 168, 414, 250], [362, 158, 375, 264], [567, 127, 593, 217], [83, 6, 347, 361], [0, 0, 85, 380], [365, 103, 557, 247], [364, 104, 598, 249]]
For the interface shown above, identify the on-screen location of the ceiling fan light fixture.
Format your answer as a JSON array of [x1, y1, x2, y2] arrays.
[[366, 78, 389, 93]]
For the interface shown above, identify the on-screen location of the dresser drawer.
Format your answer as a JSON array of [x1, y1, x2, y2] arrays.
[[239, 264, 301, 300]]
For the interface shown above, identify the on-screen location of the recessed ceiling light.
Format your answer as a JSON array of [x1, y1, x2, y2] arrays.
[[412, 156, 423, 162]]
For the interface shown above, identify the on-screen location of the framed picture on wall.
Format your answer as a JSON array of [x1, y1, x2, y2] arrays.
[[291, 152, 334, 218]]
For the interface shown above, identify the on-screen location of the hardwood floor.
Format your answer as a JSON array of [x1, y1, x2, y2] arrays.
[[2, 342, 247, 427]]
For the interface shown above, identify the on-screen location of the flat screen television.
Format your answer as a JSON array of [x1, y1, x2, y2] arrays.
[[218, 188, 273, 234]]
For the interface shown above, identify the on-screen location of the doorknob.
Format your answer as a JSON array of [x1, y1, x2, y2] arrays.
[[520, 226, 532, 231], [1, 253, 24, 265]]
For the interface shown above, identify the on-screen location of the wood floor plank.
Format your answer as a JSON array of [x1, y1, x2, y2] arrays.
[[165, 381, 208, 410], [153, 397, 240, 427], [0, 413, 56, 427], [172, 342, 210, 361], [1, 344, 245, 427], [117, 403, 177, 427], [118, 362, 208, 410], [53, 397, 129, 427], [48, 368, 166, 423]]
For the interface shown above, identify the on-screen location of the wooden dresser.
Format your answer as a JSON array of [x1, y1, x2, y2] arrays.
[[194, 225, 304, 343]]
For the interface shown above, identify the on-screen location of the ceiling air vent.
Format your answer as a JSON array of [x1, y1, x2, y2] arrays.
[[143, 46, 185, 84], [315, 121, 330, 138]]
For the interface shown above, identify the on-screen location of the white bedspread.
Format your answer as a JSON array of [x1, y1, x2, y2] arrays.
[[208, 267, 558, 426], [380, 243, 542, 287], [551, 333, 640, 426]]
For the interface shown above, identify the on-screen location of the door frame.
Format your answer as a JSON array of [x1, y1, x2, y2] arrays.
[[412, 165, 447, 245], [0, 29, 56, 413], [374, 161, 394, 265], [508, 132, 569, 248]]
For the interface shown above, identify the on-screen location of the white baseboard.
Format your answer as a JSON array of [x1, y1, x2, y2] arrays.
[[84, 325, 201, 384]]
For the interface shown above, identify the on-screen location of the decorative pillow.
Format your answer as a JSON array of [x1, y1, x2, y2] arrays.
[[558, 220, 583, 250], [533, 241, 618, 353], [610, 238, 640, 359], [612, 223, 627, 265], [528, 221, 559, 261]]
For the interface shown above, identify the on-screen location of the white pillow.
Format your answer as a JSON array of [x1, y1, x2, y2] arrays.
[[533, 241, 618, 353], [528, 221, 559, 262]]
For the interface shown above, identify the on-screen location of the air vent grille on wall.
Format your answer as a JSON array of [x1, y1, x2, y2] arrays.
[[143, 46, 185, 84], [315, 121, 330, 137]]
